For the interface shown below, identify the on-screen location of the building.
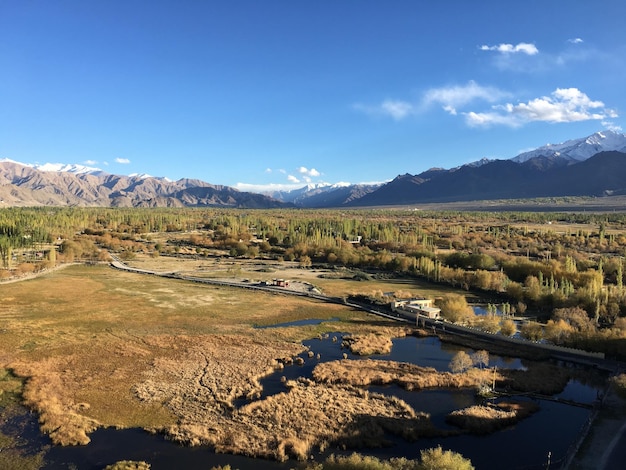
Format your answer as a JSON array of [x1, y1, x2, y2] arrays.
[[391, 297, 441, 319]]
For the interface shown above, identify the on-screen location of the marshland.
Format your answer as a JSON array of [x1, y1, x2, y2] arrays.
[[0, 207, 625, 469]]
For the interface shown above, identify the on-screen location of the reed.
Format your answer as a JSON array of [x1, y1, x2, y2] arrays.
[[445, 401, 540, 434], [312, 359, 499, 391]]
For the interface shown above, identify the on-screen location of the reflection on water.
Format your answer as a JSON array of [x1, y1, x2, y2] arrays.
[[8, 333, 602, 470]]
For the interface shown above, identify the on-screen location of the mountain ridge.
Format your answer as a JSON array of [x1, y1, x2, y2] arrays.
[[2, 130, 626, 208]]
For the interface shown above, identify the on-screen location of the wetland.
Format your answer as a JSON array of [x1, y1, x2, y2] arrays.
[[0, 261, 608, 469]]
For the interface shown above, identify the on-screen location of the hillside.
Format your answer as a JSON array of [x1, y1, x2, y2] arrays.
[[0, 161, 289, 208]]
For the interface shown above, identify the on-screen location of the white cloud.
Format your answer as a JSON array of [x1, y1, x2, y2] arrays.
[[464, 88, 618, 127], [83, 160, 98, 165], [568, 38, 584, 44], [422, 81, 510, 115], [115, 157, 131, 164], [356, 81, 512, 121], [380, 100, 414, 120], [287, 175, 300, 183], [353, 100, 414, 121], [298, 166, 321, 177], [479, 42, 539, 55], [602, 121, 623, 132]]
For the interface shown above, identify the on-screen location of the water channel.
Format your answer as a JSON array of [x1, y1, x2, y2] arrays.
[[5, 325, 604, 470]]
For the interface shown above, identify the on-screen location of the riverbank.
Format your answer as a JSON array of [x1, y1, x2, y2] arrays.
[[570, 384, 626, 469]]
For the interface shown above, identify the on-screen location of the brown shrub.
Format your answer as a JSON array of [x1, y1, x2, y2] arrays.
[[446, 401, 539, 434], [313, 359, 499, 391], [342, 334, 393, 355]]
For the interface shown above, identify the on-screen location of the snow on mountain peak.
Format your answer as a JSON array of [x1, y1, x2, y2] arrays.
[[512, 130, 626, 163], [0, 159, 106, 175], [35, 162, 104, 174]]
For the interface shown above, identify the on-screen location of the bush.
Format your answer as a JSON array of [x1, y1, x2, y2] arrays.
[[611, 373, 626, 399], [104, 462, 150, 470], [419, 446, 474, 470], [302, 449, 473, 469], [436, 294, 475, 324], [500, 319, 517, 337]]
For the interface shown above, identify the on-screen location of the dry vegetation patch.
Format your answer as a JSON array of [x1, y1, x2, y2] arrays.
[[312, 359, 499, 391], [0, 265, 351, 448], [133, 333, 305, 415], [166, 378, 440, 462], [341, 329, 407, 355], [445, 401, 540, 434]]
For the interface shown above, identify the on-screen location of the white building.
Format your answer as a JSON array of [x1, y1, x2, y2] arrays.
[[391, 297, 441, 319]]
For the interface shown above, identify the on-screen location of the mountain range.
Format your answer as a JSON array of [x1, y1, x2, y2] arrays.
[[1, 130, 626, 209]]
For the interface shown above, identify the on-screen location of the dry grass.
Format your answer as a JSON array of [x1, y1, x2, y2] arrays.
[[0, 265, 355, 445], [0, 260, 552, 463], [1, 263, 454, 459], [341, 330, 407, 356], [122, 253, 471, 301], [445, 401, 540, 434], [104, 462, 151, 470], [312, 359, 500, 391], [164, 378, 441, 461]]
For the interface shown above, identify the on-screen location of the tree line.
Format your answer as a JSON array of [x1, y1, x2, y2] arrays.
[[1, 206, 625, 358]]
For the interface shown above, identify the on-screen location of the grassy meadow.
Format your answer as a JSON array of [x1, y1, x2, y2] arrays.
[[0, 253, 612, 466], [0, 260, 444, 464]]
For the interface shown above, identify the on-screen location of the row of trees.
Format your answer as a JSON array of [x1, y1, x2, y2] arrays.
[[2, 207, 625, 356]]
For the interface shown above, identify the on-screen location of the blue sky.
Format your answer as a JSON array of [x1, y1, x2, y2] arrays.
[[1, 1, 625, 192]]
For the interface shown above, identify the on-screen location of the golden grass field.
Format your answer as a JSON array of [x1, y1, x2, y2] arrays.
[[0, 258, 440, 464], [0, 255, 602, 466]]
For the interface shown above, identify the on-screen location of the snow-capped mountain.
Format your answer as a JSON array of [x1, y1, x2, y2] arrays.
[[265, 181, 383, 208], [511, 130, 626, 163], [265, 182, 345, 204], [0, 159, 107, 176]]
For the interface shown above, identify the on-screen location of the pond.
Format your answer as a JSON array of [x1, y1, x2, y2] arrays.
[[5, 333, 603, 470]]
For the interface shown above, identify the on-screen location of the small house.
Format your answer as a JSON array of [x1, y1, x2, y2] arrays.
[[391, 297, 441, 319]]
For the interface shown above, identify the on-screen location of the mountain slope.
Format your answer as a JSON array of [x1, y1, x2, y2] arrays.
[[349, 151, 626, 206], [0, 161, 289, 208]]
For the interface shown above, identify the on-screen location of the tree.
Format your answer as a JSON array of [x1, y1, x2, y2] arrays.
[[419, 446, 474, 470], [0, 235, 12, 269], [520, 321, 543, 341], [436, 294, 475, 324], [299, 255, 312, 269], [500, 319, 517, 337], [544, 319, 575, 344], [471, 350, 489, 369], [449, 351, 474, 373], [552, 306, 596, 334]]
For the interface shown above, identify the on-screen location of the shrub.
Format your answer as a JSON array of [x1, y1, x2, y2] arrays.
[[500, 319, 517, 337], [419, 446, 474, 470], [104, 462, 150, 470]]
